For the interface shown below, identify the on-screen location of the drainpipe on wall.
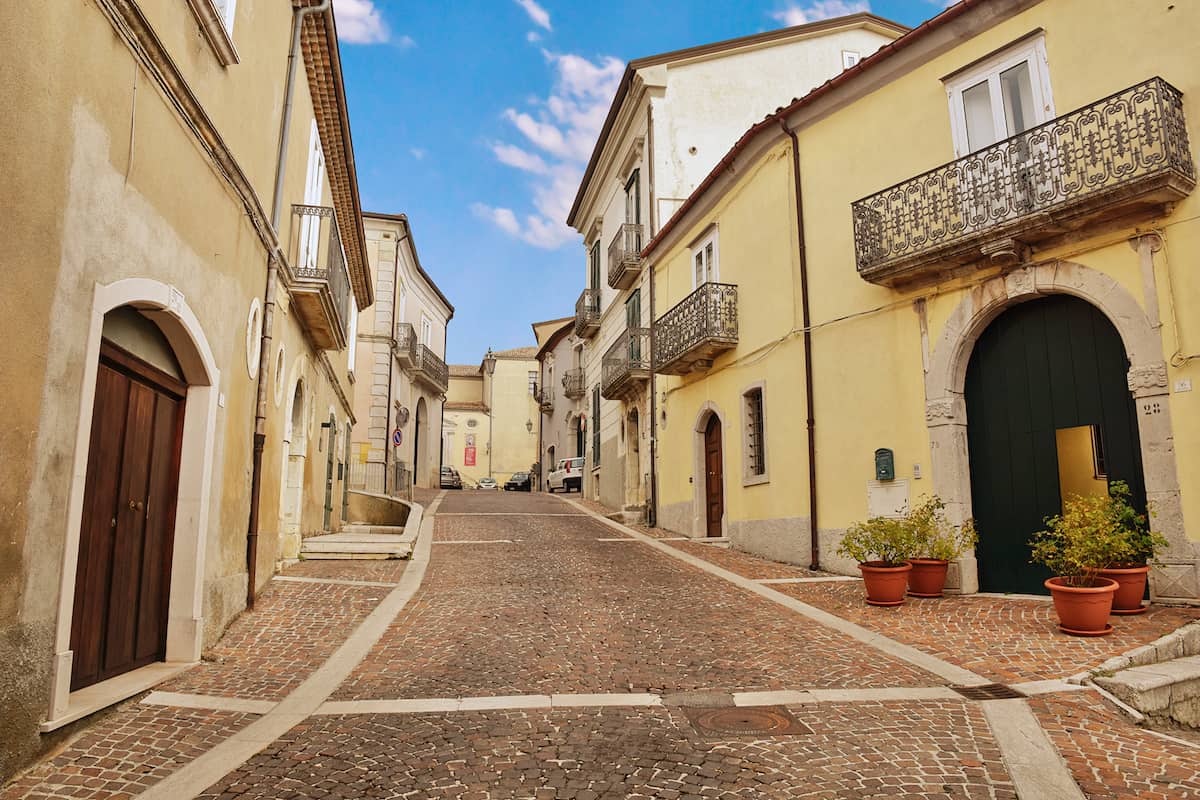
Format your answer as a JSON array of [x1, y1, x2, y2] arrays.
[[646, 103, 659, 528], [780, 119, 821, 571], [246, 0, 332, 611]]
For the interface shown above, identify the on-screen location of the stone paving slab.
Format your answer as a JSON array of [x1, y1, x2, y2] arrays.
[[662, 540, 826, 580], [0, 705, 258, 800], [1029, 691, 1200, 799], [195, 701, 1014, 799], [158, 579, 389, 701], [773, 573, 1200, 683], [333, 514, 940, 701], [278, 559, 409, 583]]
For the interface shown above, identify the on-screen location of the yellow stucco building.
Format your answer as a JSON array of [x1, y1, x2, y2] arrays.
[[443, 349, 541, 486], [0, 0, 371, 778], [641, 0, 1199, 603]]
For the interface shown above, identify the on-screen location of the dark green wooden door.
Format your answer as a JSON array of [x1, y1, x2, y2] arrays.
[[965, 295, 1145, 594]]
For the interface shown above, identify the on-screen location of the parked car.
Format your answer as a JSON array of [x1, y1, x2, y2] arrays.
[[440, 466, 462, 490], [547, 457, 584, 493], [477, 477, 497, 491], [504, 472, 532, 492]]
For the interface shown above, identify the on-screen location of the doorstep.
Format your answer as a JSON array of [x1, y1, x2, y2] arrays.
[[40, 661, 197, 732]]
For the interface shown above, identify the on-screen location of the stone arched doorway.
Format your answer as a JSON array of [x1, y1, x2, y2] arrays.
[[691, 403, 726, 539], [965, 295, 1145, 594], [925, 260, 1194, 600], [625, 408, 642, 508], [279, 380, 307, 557], [414, 397, 427, 488], [51, 278, 220, 723]]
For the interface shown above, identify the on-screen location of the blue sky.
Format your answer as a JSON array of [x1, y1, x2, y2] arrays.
[[335, 0, 947, 363]]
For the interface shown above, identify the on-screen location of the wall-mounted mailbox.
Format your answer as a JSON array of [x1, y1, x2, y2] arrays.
[[874, 448, 895, 481]]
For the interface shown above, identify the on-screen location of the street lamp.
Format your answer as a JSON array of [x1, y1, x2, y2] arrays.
[[483, 347, 497, 478]]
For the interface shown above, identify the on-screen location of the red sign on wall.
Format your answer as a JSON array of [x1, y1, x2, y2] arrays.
[[464, 446, 476, 466]]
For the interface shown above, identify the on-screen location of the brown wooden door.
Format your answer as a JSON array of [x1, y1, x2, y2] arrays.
[[70, 342, 184, 691], [703, 416, 723, 538]]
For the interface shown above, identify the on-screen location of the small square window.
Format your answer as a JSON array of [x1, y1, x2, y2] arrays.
[[841, 50, 860, 70]]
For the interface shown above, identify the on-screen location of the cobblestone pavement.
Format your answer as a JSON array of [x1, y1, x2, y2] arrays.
[[775, 579, 1200, 683], [7, 490, 1200, 799]]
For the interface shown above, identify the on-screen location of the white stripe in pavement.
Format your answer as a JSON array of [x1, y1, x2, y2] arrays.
[[561, 497, 1086, 800], [141, 692, 277, 715], [273, 576, 400, 588], [595, 537, 637, 541], [437, 512, 584, 517], [135, 492, 444, 800], [1009, 679, 1092, 696], [753, 576, 862, 584], [315, 693, 665, 715], [434, 539, 516, 544]]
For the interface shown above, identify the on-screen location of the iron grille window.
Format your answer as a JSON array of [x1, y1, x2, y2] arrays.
[[592, 385, 601, 467], [745, 388, 766, 477], [529, 371, 538, 395]]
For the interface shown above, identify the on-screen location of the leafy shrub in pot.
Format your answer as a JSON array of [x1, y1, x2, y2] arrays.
[[837, 516, 917, 607], [1097, 481, 1167, 614], [906, 496, 978, 598]]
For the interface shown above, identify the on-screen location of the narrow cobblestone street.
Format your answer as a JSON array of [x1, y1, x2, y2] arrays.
[[5, 491, 1199, 800]]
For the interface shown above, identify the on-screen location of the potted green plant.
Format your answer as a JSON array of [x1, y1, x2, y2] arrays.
[[1097, 481, 1167, 615], [837, 516, 916, 606], [905, 496, 978, 598], [1029, 491, 1134, 636]]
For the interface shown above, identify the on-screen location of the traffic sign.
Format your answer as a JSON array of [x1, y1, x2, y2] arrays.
[[392, 428, 403, 447]]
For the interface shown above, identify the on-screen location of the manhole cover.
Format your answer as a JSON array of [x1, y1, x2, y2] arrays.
[[951, 683, 1025, 700], [683, 705, 811, 737]]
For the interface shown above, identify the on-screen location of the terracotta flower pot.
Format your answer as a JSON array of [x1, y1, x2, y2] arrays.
[[908, 558, 950, 598], [1098, 564, 1151, 615], [859, 561, 913, 606], [1044, 576, 1118, 636]]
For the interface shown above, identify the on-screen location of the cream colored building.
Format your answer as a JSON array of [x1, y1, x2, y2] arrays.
[[641, 0, 1200, 603], [442, 349, 541, 486], [0, 0, 371, 779], [566, 13, 906, 519], [533, 318, 587, 485], [351, 213, 453, 493]]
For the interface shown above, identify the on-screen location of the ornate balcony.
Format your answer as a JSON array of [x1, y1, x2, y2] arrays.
[[852, 77, 1195, 287], [411, 343, 448, 393], [537, 388, 555, 414], [562, 367, 586, 399], [288, 204, 352, 350], [654, 283, 738, 375], [607, 223, 644, 289], [601, 327, 650, 400], [575, 288, 600, 338], [394, 322, 415, 369]]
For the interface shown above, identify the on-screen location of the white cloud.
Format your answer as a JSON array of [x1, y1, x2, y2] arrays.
[[335, 0, 389, 44], [513, 0, 552, 31], [410, 148, 426, 161], [395, 34, 416, 49], [526, 31, 542, 43], [477, 51, 624, 249], [770, 0, 870, 26]]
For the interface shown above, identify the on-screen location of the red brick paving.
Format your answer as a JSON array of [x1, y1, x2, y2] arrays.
[[334, 513, 938, 701], [1, 705, 256, 800], [159, 579, 388, 700], [412, 486, 440, 506], [279, 559, 409, 583], [773, 579, 1200, 683], [663, 540, 825, 580], [1030, 691, 1200, 799], [197, 701, 1013, 799]]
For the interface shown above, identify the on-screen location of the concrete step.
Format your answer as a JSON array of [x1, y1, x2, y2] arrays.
[[300, 524, 414, 560], [1095, 654, 1200, 728]]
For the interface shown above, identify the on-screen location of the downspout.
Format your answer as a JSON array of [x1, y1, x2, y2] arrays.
[[246, 0, 331, 610], [780, 119, 821, 570], [646, 103, 659, 528]]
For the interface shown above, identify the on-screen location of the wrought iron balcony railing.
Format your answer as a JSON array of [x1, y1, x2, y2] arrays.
[[411, 343, 448, 393], [575, 288, 600, 338], [852, 77, 1195, 286], [654, 282, 738, 375], [562, 367, 586, 399], [601, 327, 651, 400], [537, 388, 555, 413], [394, 322, 415, 368], [288, 204, 352, 350], [607, 222, 645, 290]]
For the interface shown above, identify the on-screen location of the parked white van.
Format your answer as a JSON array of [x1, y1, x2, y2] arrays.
[[547, 457, 584, 493]]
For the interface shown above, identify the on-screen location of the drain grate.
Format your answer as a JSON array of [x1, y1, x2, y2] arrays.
[[951, 683, 1025, 701], [683, 705, 811, 737]]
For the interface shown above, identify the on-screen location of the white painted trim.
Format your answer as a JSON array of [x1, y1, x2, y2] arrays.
[[41, 662, 197, 732], [245, 297, 261, 380], [740, 380, 769, 486], [689, 226, 719, 289], [48, 278, 220, 726]]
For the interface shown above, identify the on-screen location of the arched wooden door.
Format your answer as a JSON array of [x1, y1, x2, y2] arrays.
[[965, 295, 1145, 594], [70, 342, 185, 690], [703, 415, 724, 538]]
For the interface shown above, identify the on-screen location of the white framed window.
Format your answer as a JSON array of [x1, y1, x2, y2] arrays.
[[212, 0, 237, 34], [841, 50, 860, 70], [691, 227, 718, 288], [420, 316, 433, 347], [298, 119, 327, 269], [742, 383, 769, 485], [944, 35, 1054, 157], [346, 304, 358, 376], [528, 371, 538, 395]]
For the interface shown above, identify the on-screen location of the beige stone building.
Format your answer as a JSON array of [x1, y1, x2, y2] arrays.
[[533, 318, 586, 483], [351, 213, 453, 494], [0, 0, 371, 779], [442, 348, 541, 486]]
